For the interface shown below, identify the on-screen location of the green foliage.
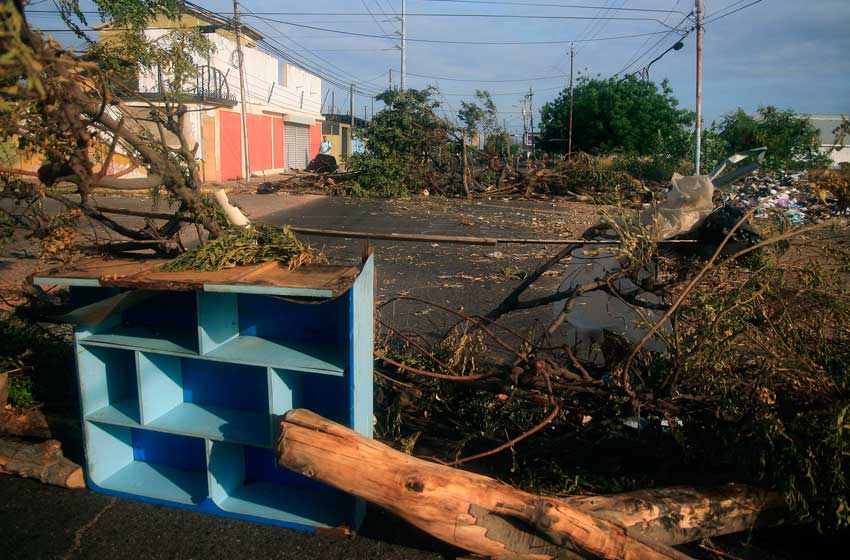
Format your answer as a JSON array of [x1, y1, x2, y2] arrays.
[[540, 76, 694, 156], [0, 312, 75, 409], [458, 90, 499, 146], [7, 373, 35, 409], [160, 224, 321, 271], [547, 153, 649, 204], [718, 106, 831, 170], [351, 88, 454, 196]]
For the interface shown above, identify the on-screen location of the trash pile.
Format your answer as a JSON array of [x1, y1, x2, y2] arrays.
[[723, 171, 838, 224]]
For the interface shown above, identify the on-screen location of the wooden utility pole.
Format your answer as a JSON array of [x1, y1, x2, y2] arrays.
[[461, 127, 470, 198], [233, 0, 251, 181], [694, 0, 703, 175], [349, 83, 354, 129], [401, 0, 407, 90], [568, 43, 575, 160]]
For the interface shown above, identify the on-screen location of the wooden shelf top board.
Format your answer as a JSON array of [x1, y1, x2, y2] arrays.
[[33, 258, 360, 298]]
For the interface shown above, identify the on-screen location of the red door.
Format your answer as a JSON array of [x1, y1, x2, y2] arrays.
[[220, 111, 243, 181], [273, 118, 284, 169], [247, 114, 273, 172]]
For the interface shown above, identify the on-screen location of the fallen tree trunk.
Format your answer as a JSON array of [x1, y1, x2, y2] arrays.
[[0, 437, 85, 489], [277, 410, 781, 559], [564, 485, 786, 547]]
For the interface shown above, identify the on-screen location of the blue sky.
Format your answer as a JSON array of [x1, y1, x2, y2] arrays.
[[24, 0, 850, 135]]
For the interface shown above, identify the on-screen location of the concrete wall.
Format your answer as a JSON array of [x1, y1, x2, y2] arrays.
[[138, 30, 322, 120]]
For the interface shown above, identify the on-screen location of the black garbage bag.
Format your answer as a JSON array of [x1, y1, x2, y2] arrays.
[[697, 205, 763, 257], [256, 181, 280, 194], [306, 153, 338, 173]]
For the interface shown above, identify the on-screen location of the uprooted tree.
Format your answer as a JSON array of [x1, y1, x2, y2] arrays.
[[0, 0, 225, 260]]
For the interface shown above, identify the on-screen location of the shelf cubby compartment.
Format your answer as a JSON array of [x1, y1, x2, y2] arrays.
[[270, 368, 349, 426], [78, 346, 140, 427], [138, 353, 271, 447], [80, 291, 199, 355], [86, 423, 207, 505], [208, 443, 356, 528], [197, 292, 350, 375]]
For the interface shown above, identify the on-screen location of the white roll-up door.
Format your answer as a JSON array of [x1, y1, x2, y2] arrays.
[[284, 123, 310, 170]]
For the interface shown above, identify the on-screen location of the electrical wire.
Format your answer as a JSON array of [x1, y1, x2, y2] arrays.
[[704, 0, 763, 24], [406, 71, 565, 82], [414, 0, 686, 14], [245, 16, 675, 45]]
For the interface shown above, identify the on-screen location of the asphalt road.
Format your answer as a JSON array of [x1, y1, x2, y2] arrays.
[[1, 192, 600, 560]]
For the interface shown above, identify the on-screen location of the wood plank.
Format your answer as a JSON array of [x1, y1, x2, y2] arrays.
[[33, 258, 168, 286], [34, 259, 360, 296]]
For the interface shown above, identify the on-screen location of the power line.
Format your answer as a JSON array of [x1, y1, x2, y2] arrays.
[[244, 16, 674, 45], [406, 71, 565, 82], [415, 0, 687, 14], [704, 0, 763, 24], [614, 0, 681, 74]]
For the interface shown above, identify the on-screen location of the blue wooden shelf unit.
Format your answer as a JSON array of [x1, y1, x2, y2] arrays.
[[34, 256, 374, 532]]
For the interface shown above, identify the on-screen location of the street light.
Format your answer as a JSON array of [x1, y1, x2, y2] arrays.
[[643, 41, 685, 81]]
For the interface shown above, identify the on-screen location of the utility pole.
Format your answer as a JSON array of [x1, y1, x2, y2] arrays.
[[528, 87, 534, 155], [694, 0, 703, 175], [389, 68, 393, 89], [331, 90, 335, 114], [371, 97, 374, 118], [233, 0, 250, 181], [461, 127, 470, 198], [349, 83, 355, 129], [364, 105, 367, 123], [568, 43, 575, 160], [400, 0, 407, 90]]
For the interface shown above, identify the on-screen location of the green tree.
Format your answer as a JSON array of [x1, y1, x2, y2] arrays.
[[539, 75, 694, 156], [718, 107, 831, 170], [458, 90, 498, 146], [350, 87, 454, 196]]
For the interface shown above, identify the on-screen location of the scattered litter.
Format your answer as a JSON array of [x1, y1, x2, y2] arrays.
[[486, 251, 504, 259], [722, 170, 840, 223]]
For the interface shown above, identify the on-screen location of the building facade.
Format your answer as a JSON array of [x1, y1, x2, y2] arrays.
[[105, 6, 325, 182]]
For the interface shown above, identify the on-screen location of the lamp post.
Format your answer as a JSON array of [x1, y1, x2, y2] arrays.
[[644, 40, 684, 81]]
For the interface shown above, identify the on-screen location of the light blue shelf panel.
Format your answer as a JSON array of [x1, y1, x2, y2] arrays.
[[86, 398, 141, 427], [81, 325, 198, 355], [147, 403, 269, 447], [99, 461, 208, 505], [204, 336, 345, 376]]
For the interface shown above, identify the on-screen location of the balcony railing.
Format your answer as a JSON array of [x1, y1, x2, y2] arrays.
[[128, 64, 237, 106]]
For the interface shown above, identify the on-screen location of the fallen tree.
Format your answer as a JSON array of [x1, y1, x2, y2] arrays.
[[277, 409, 785, 560]]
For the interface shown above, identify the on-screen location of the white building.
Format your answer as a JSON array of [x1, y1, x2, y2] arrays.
[[809, 115, 850, 168], [99, 4, 325, 181]]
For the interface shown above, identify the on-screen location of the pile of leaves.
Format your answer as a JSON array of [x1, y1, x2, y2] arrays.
[[160, 224, 323, 272]]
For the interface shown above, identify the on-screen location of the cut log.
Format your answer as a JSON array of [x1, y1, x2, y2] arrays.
[[0, 408, 51, 438], [0, 437, 85, 489], [277, 409, 694, 560], [0, 372, 7, 407]]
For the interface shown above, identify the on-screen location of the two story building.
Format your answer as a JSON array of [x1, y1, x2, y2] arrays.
[[98, 4, 324, 182]]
